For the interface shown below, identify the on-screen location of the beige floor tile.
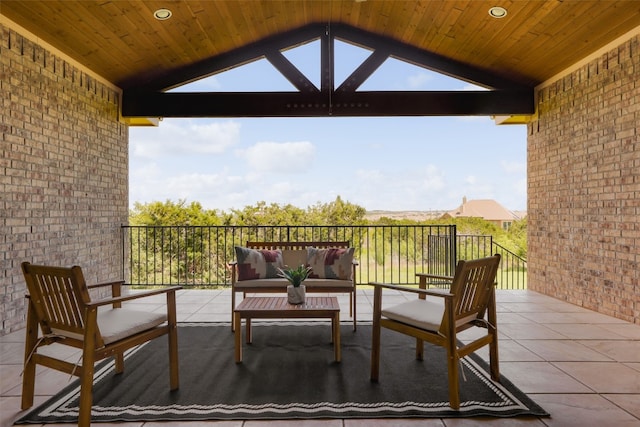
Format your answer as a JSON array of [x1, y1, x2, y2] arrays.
[[529, 394, 640, 427], [554, 361, 640, 393], [603, 393, 640, 419], [494, 312, 535, 324], [543, 322, 629, 340], [519, 312, 583, 324], [347, 419, 445, 426], [627, 362, 640, 372], [578, 340, 640, 362], [498, 323, 567, 340], [517, 339, 613, 362], [244, 420, 343, 427], [196, 302, 237, 314], [499, 362, 592, 393], [541, 302, 598, 314], [1, 394, 51, 427], [442, 416, 547, 426], [495, 302, 556, 313], [598, 323, 640, 339], [0, 364, 23, 395], [143, 421, 242, 427], [473, 339, 544, 362], [567, 312, 629, 324]]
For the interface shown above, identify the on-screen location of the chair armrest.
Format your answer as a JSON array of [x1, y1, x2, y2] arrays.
[[416, 273, 453, 281], [87, 286, 183, 308], [87, 280, 125, 290], [370, 282, 453, 299]]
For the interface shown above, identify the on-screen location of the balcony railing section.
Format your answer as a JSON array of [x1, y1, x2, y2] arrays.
[[456, 235, 527, 290], [121, 225, 527, 290]]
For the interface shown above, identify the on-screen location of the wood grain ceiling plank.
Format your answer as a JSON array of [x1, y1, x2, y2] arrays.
[[429, 3, 468, 59], [90, 1, 175, 82], [400, 1, 437, 45], [180, 2, 218, 57], [493, 1, 626, 82], [42, 2, 140, 81], [4, 0, 639, 91], [151, 1, 215, 61]]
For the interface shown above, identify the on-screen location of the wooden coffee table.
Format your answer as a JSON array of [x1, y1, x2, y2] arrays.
[[233, 296, 341, 363]]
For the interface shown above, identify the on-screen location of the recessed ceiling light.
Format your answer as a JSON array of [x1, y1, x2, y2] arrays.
[[488, 7, 507, 18], [154, 8, 172, 20]]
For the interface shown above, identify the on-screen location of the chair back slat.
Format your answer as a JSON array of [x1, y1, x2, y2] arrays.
[[448, 254, 500, 328], [22, 263, 91, 338]]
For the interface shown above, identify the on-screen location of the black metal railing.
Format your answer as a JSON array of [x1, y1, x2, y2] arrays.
[[121, 225, 527, 289], [456, 235, 527, 289]]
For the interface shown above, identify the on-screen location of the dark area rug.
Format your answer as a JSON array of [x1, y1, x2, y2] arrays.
[[17, 322, 548, 423]]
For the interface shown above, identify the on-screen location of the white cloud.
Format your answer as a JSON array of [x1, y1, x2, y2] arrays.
[[130, 120, 240, 159], [416, 165, 445, 192], [406, 72, 432, 89], [240, 141, 316, 173]]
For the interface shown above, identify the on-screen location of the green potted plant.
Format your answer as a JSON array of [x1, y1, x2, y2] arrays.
[[278, 264, 312, 304]]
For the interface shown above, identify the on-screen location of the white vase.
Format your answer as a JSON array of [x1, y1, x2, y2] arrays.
[[287, 284, 306, 304]]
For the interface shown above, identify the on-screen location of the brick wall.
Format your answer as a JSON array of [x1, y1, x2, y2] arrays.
[[0, 23, 128, 335], [528, 35, 640, 324]]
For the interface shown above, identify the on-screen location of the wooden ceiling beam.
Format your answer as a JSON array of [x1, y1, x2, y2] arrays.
[[126, 23, 326, 90], [121, 89, 534, 118]]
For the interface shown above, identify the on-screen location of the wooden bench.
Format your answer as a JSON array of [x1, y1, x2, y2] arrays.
[[229, 241, 357, 331]]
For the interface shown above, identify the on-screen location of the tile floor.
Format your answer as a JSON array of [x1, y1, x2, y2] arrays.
[[1, 289, 640, 427]]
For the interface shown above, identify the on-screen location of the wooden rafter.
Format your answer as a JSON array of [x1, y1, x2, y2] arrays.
[[122, 23, 533, 118]]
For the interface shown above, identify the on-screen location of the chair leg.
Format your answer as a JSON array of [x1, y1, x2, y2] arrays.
[[231, 288, 236, 332], [78, 331, 97, 427], [167, 290, 180, 390], [21, 302, 39, 410], [415, 338, 424, 360], [370, 286, 382, 381], [489, 335, 500, 381], [114, 353, 125, 374], [352, 290, 357, 332], [446, 346, 460, 410]]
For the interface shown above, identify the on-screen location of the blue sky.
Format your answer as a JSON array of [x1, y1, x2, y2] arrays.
[[129, 40, 527, 213]]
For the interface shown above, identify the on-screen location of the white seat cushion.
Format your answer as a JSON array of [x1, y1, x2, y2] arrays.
[[381, 299, 445, 332], [98, 308, 167, 344]]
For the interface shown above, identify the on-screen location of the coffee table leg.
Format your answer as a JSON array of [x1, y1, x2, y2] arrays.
[[334, 312, 341, 362], [246, 318, 252, 344], [234, 312, 242, 363]]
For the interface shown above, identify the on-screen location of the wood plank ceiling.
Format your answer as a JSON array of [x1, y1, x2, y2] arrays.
[[2, 1, 640, 118]]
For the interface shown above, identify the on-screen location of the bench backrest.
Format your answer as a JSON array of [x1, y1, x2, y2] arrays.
[[245, 241, 350, 250]]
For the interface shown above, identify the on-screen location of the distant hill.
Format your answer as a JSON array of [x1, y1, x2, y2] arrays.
[[364, 210, 446, 221]]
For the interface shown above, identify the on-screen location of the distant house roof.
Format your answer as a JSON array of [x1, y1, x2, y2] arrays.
[[441, 197, 521, 222]]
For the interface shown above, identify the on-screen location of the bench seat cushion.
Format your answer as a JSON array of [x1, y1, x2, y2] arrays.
[[233, 278, 353, 289]]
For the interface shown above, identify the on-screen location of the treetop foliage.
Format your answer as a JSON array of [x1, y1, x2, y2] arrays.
[[129, 197, 526, 257]]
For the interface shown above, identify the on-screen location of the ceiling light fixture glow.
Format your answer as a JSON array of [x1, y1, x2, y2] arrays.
[[488, 7, 507, 18], [154, 8, 172, 20]]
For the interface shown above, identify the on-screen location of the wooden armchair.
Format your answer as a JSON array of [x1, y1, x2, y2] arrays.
[[20, 262, 182, 427], [370, 254, 501, 410]]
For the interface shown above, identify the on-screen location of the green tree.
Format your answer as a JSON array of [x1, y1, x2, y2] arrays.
[[130, 199, 222, 225], [307, 196, 367, 225]]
